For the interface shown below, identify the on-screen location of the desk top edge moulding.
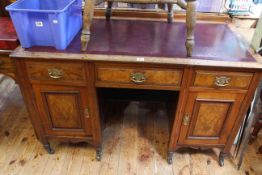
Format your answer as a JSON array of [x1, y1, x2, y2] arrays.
[[81, 0, 196, 57]]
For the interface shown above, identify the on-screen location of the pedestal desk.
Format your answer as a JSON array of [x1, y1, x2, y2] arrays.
[[10, 19, 262, 166]]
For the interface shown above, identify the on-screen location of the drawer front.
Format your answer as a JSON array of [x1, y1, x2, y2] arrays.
[[26, 61, 87, 83], [96, 65, 183, 87], [192, 70, 253, 90], [0, 55, 15, 72]]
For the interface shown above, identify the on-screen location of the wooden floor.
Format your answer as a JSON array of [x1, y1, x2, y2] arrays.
[[0, 75, 261, 175]]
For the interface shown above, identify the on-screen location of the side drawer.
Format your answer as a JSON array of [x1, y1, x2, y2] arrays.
[[192, 70, 254, 90], [96, 65, 183, 88], [25, 60, 87, 84], [0, 55, 15, 72]]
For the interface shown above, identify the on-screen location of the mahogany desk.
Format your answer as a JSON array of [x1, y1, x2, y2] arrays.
[[10, 19, 262, 166]]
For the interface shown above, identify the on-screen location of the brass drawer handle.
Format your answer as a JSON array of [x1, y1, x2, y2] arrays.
[[130, 72, 146, 84], [48, 68, 63, 79], [183, 114, 190, 126], [214, 76, 230, 87]]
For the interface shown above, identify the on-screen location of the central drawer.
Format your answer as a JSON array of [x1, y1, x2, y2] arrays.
[[95, 64, 183, 89]]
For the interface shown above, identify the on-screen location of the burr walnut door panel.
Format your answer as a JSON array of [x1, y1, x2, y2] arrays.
[[178, 91, 245, 146], [33, 85, 93, 137]]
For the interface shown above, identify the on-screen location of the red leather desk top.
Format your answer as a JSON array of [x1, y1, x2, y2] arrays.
[[27, 19, 255, 62]]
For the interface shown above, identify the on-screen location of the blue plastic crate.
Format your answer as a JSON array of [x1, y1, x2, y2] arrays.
[[6, 0, 82, 50]]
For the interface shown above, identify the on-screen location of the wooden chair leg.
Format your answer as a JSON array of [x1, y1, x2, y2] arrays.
[[185, 0, 196, 57], [167, 4, 173, 23], [106, 1, 113, 21], [81, 0, 95, 51]]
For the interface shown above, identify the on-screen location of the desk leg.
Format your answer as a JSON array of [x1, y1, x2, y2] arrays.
[[218, 151, 227, 167], [96, 147, 102, 161], [43, 143, 55, 154], [185, 0, 196, 57], [167, 151, 173, 164], [81, 0, 95, 51]]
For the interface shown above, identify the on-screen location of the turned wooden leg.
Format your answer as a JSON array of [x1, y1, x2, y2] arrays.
[[185, 0, 196, 57], [81, 0, 95, 51], [167, 151, 173, 164], [43, 143, 55, 154], [96, 147, 102, 161], [167, 4, 173, 23], [106, 1, 113, 21], [218, 151, 227, 167]]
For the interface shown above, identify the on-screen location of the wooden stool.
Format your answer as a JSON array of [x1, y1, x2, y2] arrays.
[[81, 0, 196, 57], [106, 0, 187, 23]]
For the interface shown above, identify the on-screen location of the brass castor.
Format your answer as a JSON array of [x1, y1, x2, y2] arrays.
[[44, 143, 55, 154], [167, 152, 173, 164], [96, 148, 102, 161], [219, 152, 226, 167]]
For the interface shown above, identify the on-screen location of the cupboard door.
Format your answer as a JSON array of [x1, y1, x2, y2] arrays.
[[33, 85, 93, 137], [178, 92, 245, 146]]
